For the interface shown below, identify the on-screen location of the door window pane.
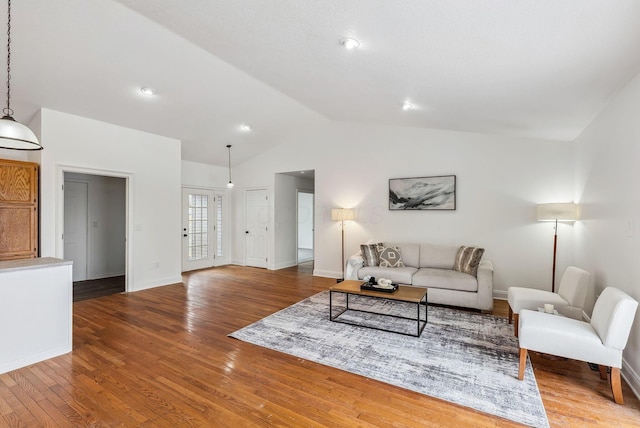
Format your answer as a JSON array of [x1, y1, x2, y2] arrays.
[[188, 193, 208, 261], [216, 195, 224, 257]]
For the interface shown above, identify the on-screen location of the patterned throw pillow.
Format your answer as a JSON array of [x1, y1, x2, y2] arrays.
[[360, 244, 381, 267], [453, 246, 485, 277], [377, 245, 405, 268]]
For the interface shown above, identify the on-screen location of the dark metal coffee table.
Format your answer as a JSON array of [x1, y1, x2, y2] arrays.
[[329, 280, 428, 337]]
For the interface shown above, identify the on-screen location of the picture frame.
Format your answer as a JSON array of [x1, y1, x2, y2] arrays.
[[389, 175, 456, 210]]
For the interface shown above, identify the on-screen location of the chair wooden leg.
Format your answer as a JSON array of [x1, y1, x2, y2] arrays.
[[508, 306, 513, 324], [610, 367, 624, 404], [514, 313, 519, 337], [518, 348, 527, 380], [598, 365, 608, 380]]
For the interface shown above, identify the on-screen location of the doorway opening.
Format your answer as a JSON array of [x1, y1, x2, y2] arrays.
[[273, 170, 315, 270], [63, 172, 126, 301], [297, 190, 314, 263]]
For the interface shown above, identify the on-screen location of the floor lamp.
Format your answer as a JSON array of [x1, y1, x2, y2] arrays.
[[331, 208, 354, 282], [536, 203, 579, 292]]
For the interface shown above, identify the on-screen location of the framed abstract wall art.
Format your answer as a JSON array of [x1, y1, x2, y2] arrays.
[[389, 175, 456, 210]]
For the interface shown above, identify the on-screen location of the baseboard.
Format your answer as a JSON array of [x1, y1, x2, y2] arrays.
[[622, 356, 640, 400], [272, 259, 314, 269], [493, 290, 507, 300], [131, 275, 183, 292], [298, 256, 313, 263], [313, 268, 342, 279], [0, 345, 71, 375], [86, 271, 126, 281], [273, 260, 297, 270]]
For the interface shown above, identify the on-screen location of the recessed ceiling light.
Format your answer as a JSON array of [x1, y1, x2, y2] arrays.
[[140, 87, 155, 96], [402, 102, 414, 111], [339, 37, 360, 50], [300, 171, 305, 174], [239, 124, 252, 132]]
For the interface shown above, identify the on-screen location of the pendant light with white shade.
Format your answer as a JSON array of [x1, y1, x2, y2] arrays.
[[0, 0, 41, 150]]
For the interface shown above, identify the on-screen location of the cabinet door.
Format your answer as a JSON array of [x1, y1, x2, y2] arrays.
[[0, 159, 38, 260]]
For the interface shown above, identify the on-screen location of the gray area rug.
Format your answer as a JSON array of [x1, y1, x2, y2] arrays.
[[229, 291, 549, 427]]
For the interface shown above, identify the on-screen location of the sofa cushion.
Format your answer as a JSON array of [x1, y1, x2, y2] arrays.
[[377, 245, 405, 268], [453, 246, 485, 277], [358, 266, 417, 284], [419, 244, 458, 269], [360, 244, 381, 266], [385, 243, 420, 267], [412, 268, 478, 292]]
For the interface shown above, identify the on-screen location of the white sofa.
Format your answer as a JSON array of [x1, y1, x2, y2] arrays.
[[346, 243, 494, 311]]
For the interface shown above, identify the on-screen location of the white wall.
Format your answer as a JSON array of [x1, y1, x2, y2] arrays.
[[181, 160, 229, 188], [65, 173, 126, 279], [36, 108, 182, 292], [232, 122, 575, 295], [574, 70, 640, 396], [0, 150, 28, 162]]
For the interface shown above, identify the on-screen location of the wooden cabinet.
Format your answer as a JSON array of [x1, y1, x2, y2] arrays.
[[0, 159, 39, 260]]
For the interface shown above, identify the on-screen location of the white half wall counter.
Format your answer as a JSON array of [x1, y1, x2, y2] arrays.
[[0, 257, 73, 374]]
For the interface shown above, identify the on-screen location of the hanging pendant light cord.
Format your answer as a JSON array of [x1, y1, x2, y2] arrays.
[[0, 0, 42, 151], [3, 0, 12, 118], [228, 145, 232, 181]]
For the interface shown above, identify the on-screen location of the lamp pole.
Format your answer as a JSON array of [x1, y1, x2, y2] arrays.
[[537, 203, 578, 293], [331, 208, 354, 282], [338, 217, 345, 282]]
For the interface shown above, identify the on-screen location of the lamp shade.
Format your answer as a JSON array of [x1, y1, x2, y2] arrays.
[[537, 203, 579, 222], [331, 208, 354, 221], [0, 116, 42, 150]]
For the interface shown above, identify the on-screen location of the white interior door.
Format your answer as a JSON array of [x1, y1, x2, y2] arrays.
[[245, 189, 269, 268], [63, 180, 88, 281], [182, 188, 216, 272]]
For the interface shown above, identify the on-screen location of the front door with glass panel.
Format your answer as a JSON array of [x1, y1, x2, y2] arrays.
[[181, 188, 225, 272]]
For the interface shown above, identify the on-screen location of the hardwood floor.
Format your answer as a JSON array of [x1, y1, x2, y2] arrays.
[[1, 263, 639, 426], [73, 275, 126, 302]]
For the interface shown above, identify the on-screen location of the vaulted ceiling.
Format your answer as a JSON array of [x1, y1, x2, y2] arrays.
[[8, 1, 640, 166]]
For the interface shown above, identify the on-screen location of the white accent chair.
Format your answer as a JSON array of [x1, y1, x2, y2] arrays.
[[517, 287, 638, 404], [507, 266, 590, 336]]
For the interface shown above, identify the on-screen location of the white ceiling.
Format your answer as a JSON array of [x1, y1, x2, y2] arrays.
[[7, 1, 640, 166]]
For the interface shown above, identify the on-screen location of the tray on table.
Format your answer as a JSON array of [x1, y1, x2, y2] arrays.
[[360, 283, 399, 293]]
